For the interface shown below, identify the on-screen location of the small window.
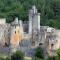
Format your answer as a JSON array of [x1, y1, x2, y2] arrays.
[[51, 44, 54, 49], [15, 31, 16, 34], [5, 42, 9, 47], [8, 30, 9, 32], [51, 44, 54, 47], [39, 43, 43, 46]]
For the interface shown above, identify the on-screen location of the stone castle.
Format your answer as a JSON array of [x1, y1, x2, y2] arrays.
[[0, 6, 60, 56]]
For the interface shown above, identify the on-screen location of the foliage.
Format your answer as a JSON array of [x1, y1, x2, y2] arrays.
[[11, 51, 24, 60], [47, 56, 56, 60], [35, 47, 44, 60], [0, 57, 5, 60], [56, 48, 60, 60], [0, 0, 60, 28], [5, 57, 11, 60]]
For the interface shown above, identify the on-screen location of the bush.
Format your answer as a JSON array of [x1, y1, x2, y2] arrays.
[[35, 47, 44, 59], [11, 51, 24, 60], [5, 57, 11, 60], [56, 48, 60, 60], [0, 57, 5, 60], [47, 56, 56, 60]]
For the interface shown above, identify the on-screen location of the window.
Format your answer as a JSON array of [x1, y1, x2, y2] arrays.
[[51, 44, 54, 47], [39, 43, 43, 46], [15, 31, 16, 34], [51, 44, 54, 49], [8, 30, 9, 32]]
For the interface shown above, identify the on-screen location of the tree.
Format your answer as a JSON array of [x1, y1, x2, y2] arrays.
[[35, 47, 44, 60], [11, 51, 24, 60], [5, 57, 11, 60], [0, 0, 60, 28], [47, 56, 56, 60], [56, 48, 60, 60]]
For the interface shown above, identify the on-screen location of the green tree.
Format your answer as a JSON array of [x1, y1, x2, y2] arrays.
[[35, 47, 44, 60], [47, 56, 56, 60], [0, 0, 60, 28], [0, 57, 5, 60], [5, 57, 11, 60], [11, 51, 24, 60], [56, 48, 60, 60]]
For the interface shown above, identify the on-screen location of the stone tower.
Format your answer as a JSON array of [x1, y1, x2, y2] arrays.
[[10, 18, 24, 52], [29, 5, 40, 34], [29, 6, 40, 46]]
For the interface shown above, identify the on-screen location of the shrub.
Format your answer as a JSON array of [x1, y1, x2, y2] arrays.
[[11, 51, 24, 60]]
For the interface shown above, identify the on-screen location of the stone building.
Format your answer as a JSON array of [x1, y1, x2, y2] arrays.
[[40, 27, 60, 56], [46, 29, 60, 56], [10, 18, 24, 52], [0, 6, 60, 56]]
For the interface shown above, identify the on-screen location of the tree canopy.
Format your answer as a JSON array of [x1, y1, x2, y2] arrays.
[[0, 0, 60, 28]]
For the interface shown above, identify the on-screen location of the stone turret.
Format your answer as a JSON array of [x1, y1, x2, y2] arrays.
[[29, 5, 40, 34], [29, 6, 40, 46], [10, 18, 24, 52]]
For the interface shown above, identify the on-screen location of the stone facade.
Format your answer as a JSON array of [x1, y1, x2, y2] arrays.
[[40, 27, 60, 56], [0, 19, 10, 46], [0, 6, 60, 56]]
